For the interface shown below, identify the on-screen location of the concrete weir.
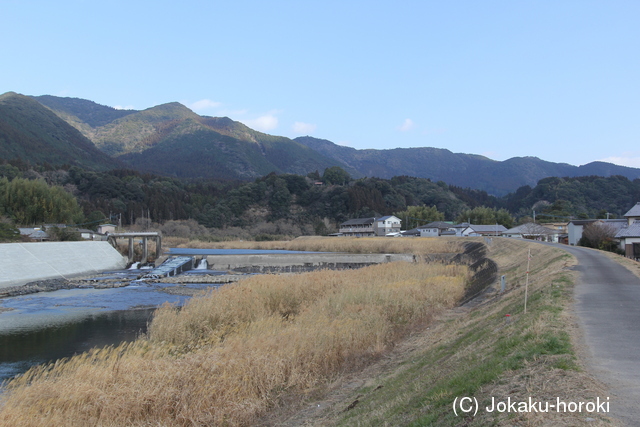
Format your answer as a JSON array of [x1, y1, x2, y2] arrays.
[[0, 241, 128, 288], [204, 253, 415, 273]]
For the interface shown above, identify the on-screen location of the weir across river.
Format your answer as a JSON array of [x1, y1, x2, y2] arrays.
[[106, 232, 162, 264]]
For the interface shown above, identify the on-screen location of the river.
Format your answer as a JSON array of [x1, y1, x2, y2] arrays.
[[0, 248, 319, 387]]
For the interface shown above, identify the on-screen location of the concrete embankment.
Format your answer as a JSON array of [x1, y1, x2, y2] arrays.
[[203, 253, 415, 273], [0, 241, 127, 289]]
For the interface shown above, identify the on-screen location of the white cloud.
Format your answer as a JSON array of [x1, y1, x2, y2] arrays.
[[398, 118, 415, 132], [243, 114, 279, 132], [188, 99, 222, 112], [598, 155, 640, 168], [114, 105, 135, 110], [292, 121, 317, 134]]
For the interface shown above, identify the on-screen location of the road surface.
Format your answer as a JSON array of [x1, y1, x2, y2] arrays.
[[560, 244, 640, 425]]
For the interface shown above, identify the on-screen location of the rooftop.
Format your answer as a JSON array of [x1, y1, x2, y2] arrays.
[[504, 222, 556, 235], [340, 217, 375, 226], [624, 202, 640, 218], [616, 220, 640, 238]]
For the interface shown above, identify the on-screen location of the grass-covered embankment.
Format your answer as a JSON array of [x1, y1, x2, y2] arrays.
[[303, 238, 615, 426], [0, 238, 469, 426]]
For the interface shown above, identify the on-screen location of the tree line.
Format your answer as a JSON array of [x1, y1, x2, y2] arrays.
[[2, 158, 640, 241]]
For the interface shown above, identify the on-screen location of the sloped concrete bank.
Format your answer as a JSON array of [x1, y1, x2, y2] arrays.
[[0, 241, 127, 289]]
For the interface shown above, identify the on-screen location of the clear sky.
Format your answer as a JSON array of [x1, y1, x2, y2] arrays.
[[2, 1, 639, 167]]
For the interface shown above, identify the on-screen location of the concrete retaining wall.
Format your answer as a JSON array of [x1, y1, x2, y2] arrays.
[[0, 241, 128, 288], [205, 253, 415, 273]]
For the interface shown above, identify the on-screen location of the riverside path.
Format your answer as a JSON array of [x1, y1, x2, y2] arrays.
[[559, 244, 640, 425]]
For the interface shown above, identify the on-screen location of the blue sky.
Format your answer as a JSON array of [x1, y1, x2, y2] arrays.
[[3, 1, 639, 167]]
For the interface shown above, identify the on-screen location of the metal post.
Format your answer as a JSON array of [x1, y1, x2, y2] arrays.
[[500, 275, 506, 293]]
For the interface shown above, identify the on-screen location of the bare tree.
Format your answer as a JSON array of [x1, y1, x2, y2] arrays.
[[580, 221, 618, 250]]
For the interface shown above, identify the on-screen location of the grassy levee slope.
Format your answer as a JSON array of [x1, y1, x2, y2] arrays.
[[303, 238, 616, 426], [0, 238, 470, 426]]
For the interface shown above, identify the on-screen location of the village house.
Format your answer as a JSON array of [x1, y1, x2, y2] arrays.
[[503, 222, 559, 242], [461, 224, 507, 237], [98, 224, 117, 234], [615, 203, 640, 259], [416, 221, 468, 237], [339, 216, 402, 237], [568, 218, 627, 246], [18, 227, 49, 241]]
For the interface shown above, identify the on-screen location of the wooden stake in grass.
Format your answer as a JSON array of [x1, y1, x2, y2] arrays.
[[524, 248, 531, 314]]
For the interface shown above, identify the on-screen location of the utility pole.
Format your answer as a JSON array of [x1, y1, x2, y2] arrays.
[[524, 248, 531, 314]]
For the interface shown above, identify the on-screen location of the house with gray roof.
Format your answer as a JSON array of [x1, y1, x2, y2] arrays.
[[615, 203, 640, 259], [416, 221, 468, 237], [569, 218, 627, 246], [416, 221, 451, 237], [18, 228, 49, 241], [504, 222, 564, 242], [462, 224, 507, 237]]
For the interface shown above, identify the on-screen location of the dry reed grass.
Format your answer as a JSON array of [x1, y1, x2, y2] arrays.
[[0, 262, 468, 426], [165, 235, 464, 258], [300, 238, 615, 426]]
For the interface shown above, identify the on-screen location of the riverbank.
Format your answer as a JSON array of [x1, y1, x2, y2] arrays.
[[264, 238, 617, 426], [0, 277, 128, 299], [0, 238, 470, 426], [0, 241, 127, 289], [0, 272, 253, 299], [3, 237, 608, 425]]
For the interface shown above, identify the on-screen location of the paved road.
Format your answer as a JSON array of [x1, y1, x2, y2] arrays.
[[559, 244, 640, 425]]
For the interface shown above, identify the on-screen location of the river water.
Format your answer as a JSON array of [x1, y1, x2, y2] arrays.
[[0, 269, 226, 386], [1, 248, 321, 387]]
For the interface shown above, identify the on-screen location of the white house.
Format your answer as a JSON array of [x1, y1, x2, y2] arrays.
[[417, 221, 465, 237], [417, 221, 449, 237], [98, 224, 117, 234], [374, 216, 402, 236], [503, 222, 558, 242]]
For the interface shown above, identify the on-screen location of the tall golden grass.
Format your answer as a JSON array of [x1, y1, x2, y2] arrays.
[[0, 261, 468, 426], [166, 235, 464, 257]]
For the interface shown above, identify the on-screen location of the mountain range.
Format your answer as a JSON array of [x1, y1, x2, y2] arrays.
[[1, 91, 639, 196]]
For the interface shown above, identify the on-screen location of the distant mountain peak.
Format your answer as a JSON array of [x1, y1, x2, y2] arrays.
[[6, 92, 639, 195], [0, 92, 122, 170]]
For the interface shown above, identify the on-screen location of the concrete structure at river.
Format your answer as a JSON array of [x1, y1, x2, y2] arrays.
[[0, 241, 127, 288]]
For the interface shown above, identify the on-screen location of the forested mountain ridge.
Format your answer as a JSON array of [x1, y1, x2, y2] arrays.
[[0, 93, 122, 171], [295, 136, 640, 196], [3, 157, 640, 241], [34, 95, 351, 180], [2, 92, 638, 195]]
